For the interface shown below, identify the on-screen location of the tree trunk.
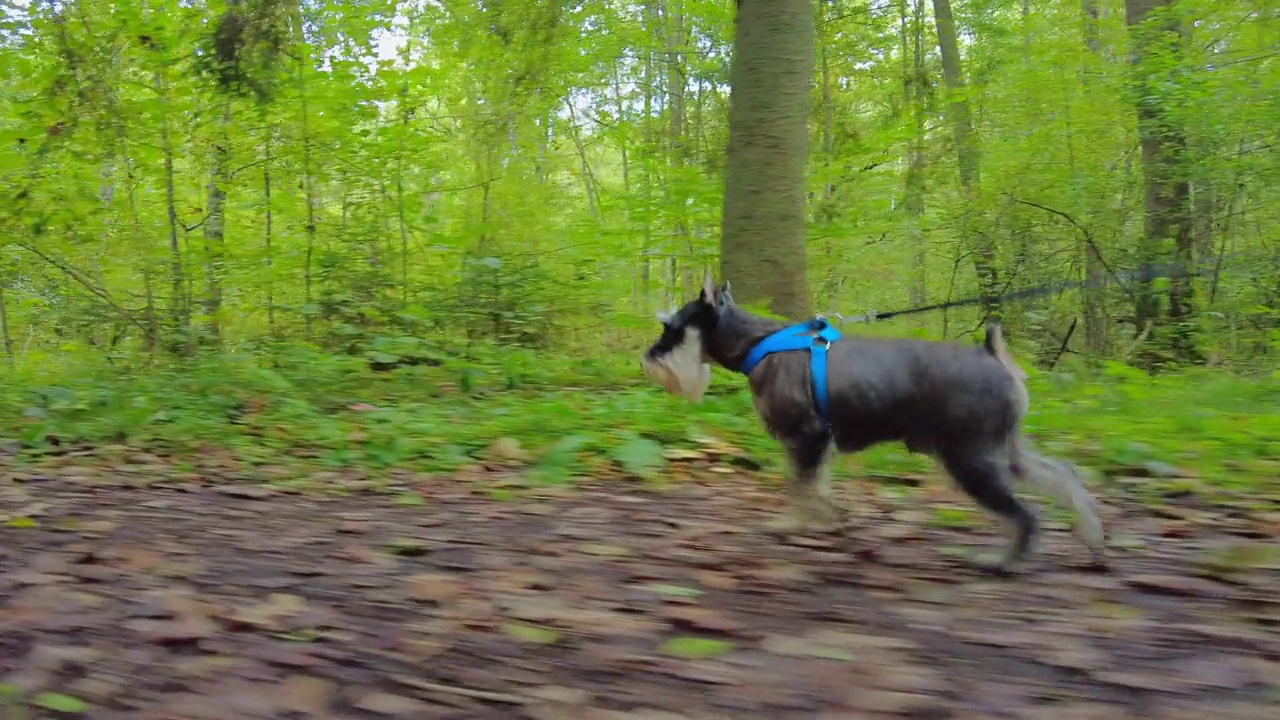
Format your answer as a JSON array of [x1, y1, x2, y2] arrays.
[[264, 129, 276, 336], [1126, 0, 1197, 362], [0, 276, 13, 367], [931, 0, 999, 323], [665, 0, 694, 299], [1079, 0, 1108, 357], [158, 73, 188, 350], [818, 0, 837, 307], [201, 102, 231, 346], [719, 0, 814, 320], [639, 0, 657, 303], [903, 0, 928, 310]]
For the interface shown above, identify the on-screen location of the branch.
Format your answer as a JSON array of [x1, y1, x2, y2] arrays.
[[1047, 318, 1078, 370], [229, 156, 277, 179], [1007, 194, 1128, 292], [14, 242, 150, 333]]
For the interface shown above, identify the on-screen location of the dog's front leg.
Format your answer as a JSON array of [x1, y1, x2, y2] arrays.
[[767, 439, 847, 535]]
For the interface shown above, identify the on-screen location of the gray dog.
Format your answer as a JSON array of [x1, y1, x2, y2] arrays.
[[641, 271, 1107, 574]]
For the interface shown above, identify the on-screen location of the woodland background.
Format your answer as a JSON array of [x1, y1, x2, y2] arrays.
[[0, 0, 1278, 480]]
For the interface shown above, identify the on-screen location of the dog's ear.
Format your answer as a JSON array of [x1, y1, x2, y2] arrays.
[[700, 269, 717, 305], [717, 281, 733, 308]]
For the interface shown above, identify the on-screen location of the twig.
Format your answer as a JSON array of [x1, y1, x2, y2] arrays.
[[393, 677, 526, 705], [1048, 317, 1078, 370], [1007, 194, 1127, 293]]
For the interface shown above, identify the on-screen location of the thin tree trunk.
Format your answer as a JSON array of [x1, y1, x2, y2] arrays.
[[932, 0, 999, 323], [903, 0, 928, 310], [819, 0, 837, 307], [565, 100, 601, 222], [201, 102, 231, 346], [720, 0, 814, 320], [397, 83, 411, 307], [666, 0, 692, 298], [1079, 0, 1108, 357], [297, 31, 318, 340], [0, 278, 13, 367], [264, 129, 276, 336], [157, 73, 187, 349], [640, 0, 657, 302]]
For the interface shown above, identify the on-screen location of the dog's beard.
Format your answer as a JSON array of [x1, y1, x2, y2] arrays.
[[641, 327, 711, 403]]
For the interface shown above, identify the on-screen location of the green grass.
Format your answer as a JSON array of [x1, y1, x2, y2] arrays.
[[1, 344, 1278, 500]]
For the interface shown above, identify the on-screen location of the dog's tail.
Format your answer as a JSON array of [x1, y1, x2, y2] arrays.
[[983, 323, 1027, 381]]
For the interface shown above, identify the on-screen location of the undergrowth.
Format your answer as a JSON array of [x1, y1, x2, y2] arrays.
[[2, 340, 1278, 501]]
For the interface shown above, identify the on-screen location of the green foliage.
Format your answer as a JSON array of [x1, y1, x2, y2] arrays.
[[1, 349, 1276, 503]]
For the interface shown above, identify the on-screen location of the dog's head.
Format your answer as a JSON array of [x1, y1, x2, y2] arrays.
[[640, 271, 733, 403]]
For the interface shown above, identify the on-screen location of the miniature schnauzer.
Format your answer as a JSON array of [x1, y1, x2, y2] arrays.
[[641, 271, 1107, 574]]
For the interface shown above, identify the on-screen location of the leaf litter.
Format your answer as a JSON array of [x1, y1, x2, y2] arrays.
[[0, 460, 1277, 719]]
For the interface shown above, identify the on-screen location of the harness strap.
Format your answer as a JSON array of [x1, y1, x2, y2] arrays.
[[738, 318, 843, 426]]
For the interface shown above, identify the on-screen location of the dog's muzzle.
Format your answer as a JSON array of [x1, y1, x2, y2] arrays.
[[640, 353, 709, 403]]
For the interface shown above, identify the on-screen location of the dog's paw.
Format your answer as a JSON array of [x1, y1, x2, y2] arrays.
[[1080, 548, 1112, 573], [967, 550, 1023, 576], [764, 513, 807, 537], [800, 497, 849, 532]]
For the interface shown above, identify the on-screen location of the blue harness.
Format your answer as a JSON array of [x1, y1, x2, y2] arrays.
[[738, 317, 843, 427]]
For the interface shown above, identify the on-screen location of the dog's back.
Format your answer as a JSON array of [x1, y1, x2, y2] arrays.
[[819, 331, 1023, 454]]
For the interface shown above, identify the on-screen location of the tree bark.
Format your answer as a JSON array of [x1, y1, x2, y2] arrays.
[[931, 0, 999, 323], [902, 0, 928, 310], [719, 0, 814, 320], [1126, 0, 1197, 362], [665, 0, 695, 299], [0, 276, 13, 367], [201, 102, 231, 346], [158, 73, 188, 350], [639, 0, 657, 302], [818, 0, 837, 307], [1079, 0, 1108, 357]]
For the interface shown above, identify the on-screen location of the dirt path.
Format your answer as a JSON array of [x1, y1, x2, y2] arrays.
[[2, 465, 1278, 719]]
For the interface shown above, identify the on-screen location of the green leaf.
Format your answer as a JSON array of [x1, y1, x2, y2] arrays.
[[610, 436, 667, 476], [31, 692, 89, 714], [503, 622, 559, 644], [658, 636, 735, 659]]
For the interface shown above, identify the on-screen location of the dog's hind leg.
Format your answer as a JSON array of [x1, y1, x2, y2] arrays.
[[1010, 437, 1108, 566], [941, 447, 1039, 574], [766, 436, 846, 535]]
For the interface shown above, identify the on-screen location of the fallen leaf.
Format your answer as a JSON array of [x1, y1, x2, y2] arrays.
[[503, 622, 560, 644], [31, 691, 90, 714], [351, 691, 431, 717], [657, 636, 735, 659]]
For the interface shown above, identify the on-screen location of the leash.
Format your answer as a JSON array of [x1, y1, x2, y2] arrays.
[[827, 248, 1262, 326]]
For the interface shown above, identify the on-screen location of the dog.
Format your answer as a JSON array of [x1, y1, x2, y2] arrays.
[[641, 271, 1107, 574]]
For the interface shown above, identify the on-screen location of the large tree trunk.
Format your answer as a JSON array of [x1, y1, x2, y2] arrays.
[[931, 0, 999, 323], [1126, 0, 1197, 362], [719, 0, 814, 320]]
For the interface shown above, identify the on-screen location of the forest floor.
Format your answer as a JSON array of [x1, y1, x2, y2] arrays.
[[2, 451, 1278, 720]]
